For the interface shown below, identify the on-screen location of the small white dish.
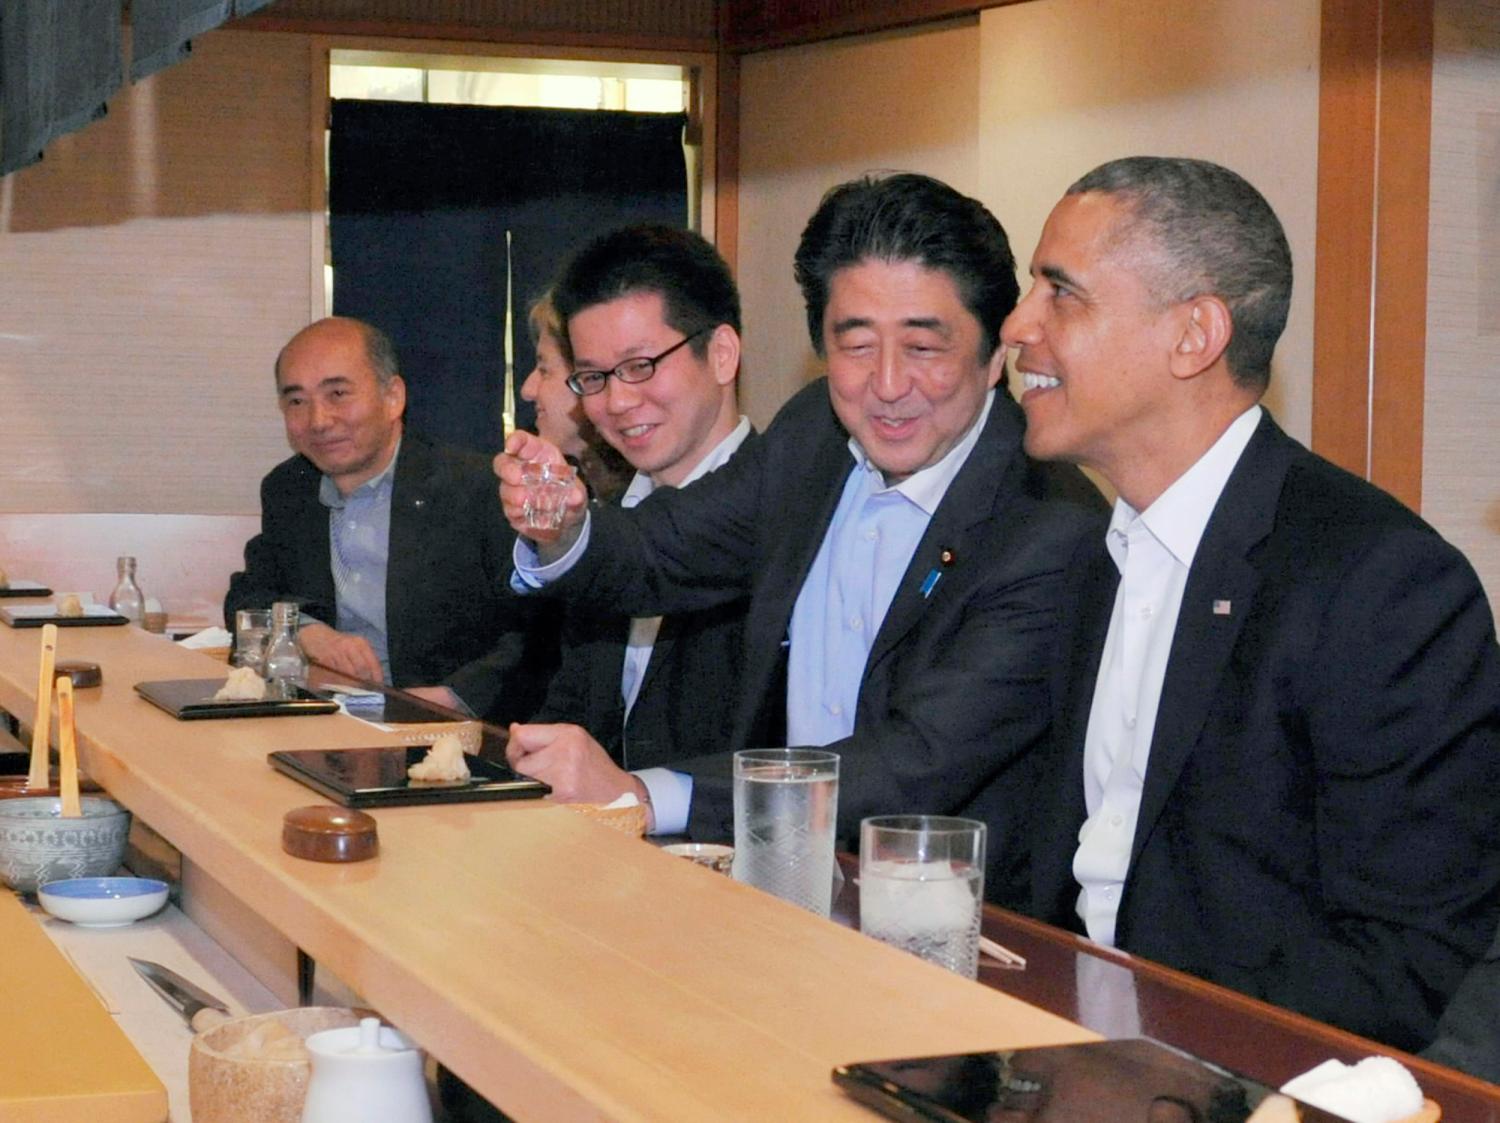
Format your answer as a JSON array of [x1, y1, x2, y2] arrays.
[[38, 876, 168, 927]]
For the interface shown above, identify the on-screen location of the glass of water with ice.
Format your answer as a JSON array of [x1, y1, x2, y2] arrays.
[[232, 609, 272, 674], [859, 816, 986, 978], [732, 749, 839, 918]]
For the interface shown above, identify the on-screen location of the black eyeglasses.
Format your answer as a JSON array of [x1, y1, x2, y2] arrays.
[[566, 329, 707, 397]]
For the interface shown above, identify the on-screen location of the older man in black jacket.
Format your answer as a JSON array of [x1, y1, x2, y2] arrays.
[[226, 317, 553, 723]]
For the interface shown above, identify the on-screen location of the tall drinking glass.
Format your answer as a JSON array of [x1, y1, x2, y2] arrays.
[[232, 609, 272, 674], [732, 749, 839, 918], [860, 816, 986, 978]]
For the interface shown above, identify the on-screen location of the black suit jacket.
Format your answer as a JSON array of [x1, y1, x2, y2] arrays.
[[531, 435, 755, 770], [225, 432, 557, 723], [1031, 412, 1500, 1051], [544, 380, 1105, 905]]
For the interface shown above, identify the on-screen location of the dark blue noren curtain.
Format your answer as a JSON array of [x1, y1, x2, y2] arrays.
[[328, 100, 689, 455], [129, 0, 278, 83], [0, 0, 121, 177]]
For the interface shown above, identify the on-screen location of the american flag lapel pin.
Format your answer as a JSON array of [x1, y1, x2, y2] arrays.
[[1212, 599, 1232, 616]]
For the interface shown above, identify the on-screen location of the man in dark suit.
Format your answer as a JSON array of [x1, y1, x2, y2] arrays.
[[498, 175, 1103, 906], [225, 317, 552, 724], [505, 226, 754, 789], [1006, 156, 1500, 1051]]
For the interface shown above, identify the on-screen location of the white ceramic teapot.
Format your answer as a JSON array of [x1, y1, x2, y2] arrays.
[[300, 1016, 432, 1123]]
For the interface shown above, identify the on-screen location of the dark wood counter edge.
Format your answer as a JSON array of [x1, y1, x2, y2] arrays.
[[828, 854, 1500, 1117], [983, 903, 1500, 1111]]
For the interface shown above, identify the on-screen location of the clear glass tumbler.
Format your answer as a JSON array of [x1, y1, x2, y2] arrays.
[[860, 815, 986, 977], [731, 748, 839, 918], [232, 609, 272, 674], [520, 461, 576, 531]]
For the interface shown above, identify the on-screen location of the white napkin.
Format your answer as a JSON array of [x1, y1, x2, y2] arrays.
[[177, 626, 232, 649], [602, 793, 640, 810], [1279, 1056, 1424, 1123]]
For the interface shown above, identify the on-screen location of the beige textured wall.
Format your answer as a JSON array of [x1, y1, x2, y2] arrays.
[[736, 20, 981, 427], [975, 0, 1321, 445], [0, 30, 314, 618], [0, 31, 314, 517], [1425, 0, 1500, 605]]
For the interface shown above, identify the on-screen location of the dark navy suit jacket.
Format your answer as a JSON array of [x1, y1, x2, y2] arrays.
[[1030, 412, 1500, 1051]]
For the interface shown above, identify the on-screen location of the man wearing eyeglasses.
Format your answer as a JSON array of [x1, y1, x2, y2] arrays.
[[502, 225, 754, 801], [497, 176, 1104, 906]]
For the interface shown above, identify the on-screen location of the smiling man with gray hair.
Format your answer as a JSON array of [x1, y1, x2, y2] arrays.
[[1007, 156, 1500, 1051]]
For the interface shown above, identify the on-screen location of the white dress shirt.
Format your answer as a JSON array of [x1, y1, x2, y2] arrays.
[[1073, 405, 1261, 945], [619, 418, 752, 719]]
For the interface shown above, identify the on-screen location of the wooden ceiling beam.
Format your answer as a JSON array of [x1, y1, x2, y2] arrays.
[[720, 0, 1033, 54]]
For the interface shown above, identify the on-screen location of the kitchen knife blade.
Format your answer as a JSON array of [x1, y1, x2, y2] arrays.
[[128, 956, 231, 1032]]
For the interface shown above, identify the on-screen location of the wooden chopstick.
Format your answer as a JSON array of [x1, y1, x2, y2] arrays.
[[979, 935, 1027, 969], [27, 623, 57, 791], [57, 676, 81, 817]]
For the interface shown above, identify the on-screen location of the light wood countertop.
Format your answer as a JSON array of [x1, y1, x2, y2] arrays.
[[0, 890, 167, 1122], [0, 624, 1097, 1121]]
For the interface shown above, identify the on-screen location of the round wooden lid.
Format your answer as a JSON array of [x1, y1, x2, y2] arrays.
[[281, 805, 378, 863]]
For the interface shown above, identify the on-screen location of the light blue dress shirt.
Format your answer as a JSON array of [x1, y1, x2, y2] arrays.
[[319, 442, 399, 683], [785, 391, 995, 745]]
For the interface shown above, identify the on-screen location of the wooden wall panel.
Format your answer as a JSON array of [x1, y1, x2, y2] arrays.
[[978, 0, 1320, 446], [736, 20, 981, 428], [714, 37, 740, 272], [1423, 0, 1500, 607], [1312, 0, 1433, 510]]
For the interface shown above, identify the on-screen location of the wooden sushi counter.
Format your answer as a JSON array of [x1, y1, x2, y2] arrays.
[[0, 623, 1097, 1121], [0, 887, 167, 1121]]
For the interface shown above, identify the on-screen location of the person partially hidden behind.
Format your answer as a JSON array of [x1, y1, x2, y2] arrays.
[[225, 316, 555, 724], [1007, 156, 1500, 1050], [520, 291, 633, 504], [496, 174, 1103, 907], [504, 226, 755, 794]]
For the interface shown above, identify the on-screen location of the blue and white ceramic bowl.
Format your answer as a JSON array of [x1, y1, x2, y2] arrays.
[[0, 796, 131, 893], [38, 876, 168, 927]]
